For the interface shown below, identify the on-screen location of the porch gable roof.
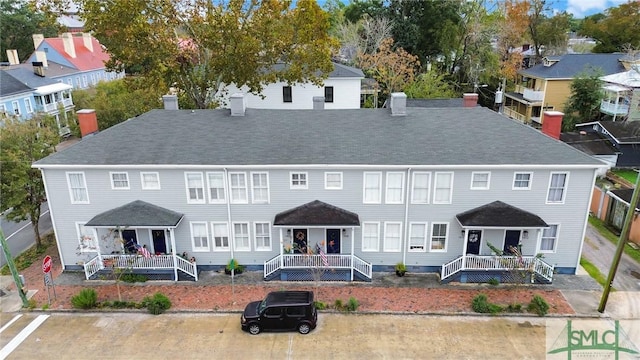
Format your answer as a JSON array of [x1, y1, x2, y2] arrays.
[[85, 200, 184, 227], [456, 201, 548, 228], [274, 200, 360, 226]]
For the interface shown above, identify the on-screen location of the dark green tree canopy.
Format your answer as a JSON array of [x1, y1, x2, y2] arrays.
[[0, 0, 60, 62], [579, 2, 640, 53], [562, 70, 604, 132]]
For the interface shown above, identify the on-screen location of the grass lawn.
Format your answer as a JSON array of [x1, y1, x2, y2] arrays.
[[579, 258, 606, 289], [588, 216, 640, 264], [612, 169, 638, 184]]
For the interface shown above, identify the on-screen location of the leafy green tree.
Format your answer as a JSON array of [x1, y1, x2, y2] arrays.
[[343, 0, 386, 24], [0, 114, 60, 247], [562, 71, 604, 132], [80, 0, 338, 109], [0, 0, 60, 62], [404, 72, 457, 99], [526, 0, 570, 64], [579, 2, 640, 53]]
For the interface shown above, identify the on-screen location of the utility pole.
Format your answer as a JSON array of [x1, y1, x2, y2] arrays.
[[598, 171, 640, 313], [0, 229, 29, 307]]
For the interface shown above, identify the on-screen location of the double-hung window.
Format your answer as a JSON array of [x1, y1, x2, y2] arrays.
[[233, 223, 250, 251], [325, 172, 342, 190], [470, 172, 490, 190], [67, 172, 89, 204], [430, 223, 448, 251], [540, 225, 559, 252], [254, 222, 271, 251], [140, 172, 160, 190], [11, 101, 20, 115], [190, 222, 209, 251], [185, 172, 205, 204], [207, 172, 226, 203], [433, 172, 453, 204], [110, 172, 130, 189], [409, 223, 427, 252], [363, 172, 381, 204], [76, 222, 98, 252], [24, 98, 33, 114], [251, 172, 269, 204], [412, 172, 431, 204], [513, 172, 532, 190], [547, 173, 568, 203], [229, 172, 248, 203], [385, 172, 404, 204], [362, 222, 379, 251], [211, 222, 230, 251], [290, 172, 308, 189], [383, 222, 402, 252]]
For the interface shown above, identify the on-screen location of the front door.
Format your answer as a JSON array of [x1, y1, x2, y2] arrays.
[[122, 229, 138, 254], [503, 230, 521, 255], [293, 229, 308, 254], [326, 229, 341, 254], [152, 230, 167, 255], [466, 230, 481, 255]]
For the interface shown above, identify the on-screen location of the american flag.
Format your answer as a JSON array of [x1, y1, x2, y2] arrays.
[[316, 244, 329, 267], [136, 244, 151, 258]]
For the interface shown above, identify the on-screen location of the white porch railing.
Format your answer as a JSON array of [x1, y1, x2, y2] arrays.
[[263, 254, 372, 280], [176, 256, 198, 281], [600, 100, 629, 115], [441, 255, 554, 282], [83, 254, 196, 280]]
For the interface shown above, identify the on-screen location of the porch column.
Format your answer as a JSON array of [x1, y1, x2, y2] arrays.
[[461, 229, 468, 269], [169, 228, 178, 281], [350, 227, 355, 281], [94, 226, 103, 267], [279, 228, 284, 269]]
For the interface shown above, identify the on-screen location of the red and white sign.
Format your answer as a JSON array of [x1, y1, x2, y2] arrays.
[[42, 255, 52, 274]]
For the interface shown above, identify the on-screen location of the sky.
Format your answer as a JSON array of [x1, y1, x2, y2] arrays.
[[560, 0, 631, 18]]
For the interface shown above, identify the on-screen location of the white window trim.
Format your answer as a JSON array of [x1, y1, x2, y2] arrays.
[[512, 172, 533, 190], [76, 222, 98, 253], [470, 171, 490, 190], [430, 222, 449, 252], [185, 172, 206, 204], [411, 171, 431, 204], [11, 100, 20, 115], [66, 171, 89, 204], [190, 221, 210, 252], [290, 171, 308, 190], [383, 221, 402, 252], [211, 222, 230, 251], [363, 172, 382, 204], [408, 222, 428, 252], [324, 172, 343, 190], [539, 224, 559, 253], [232, 222, 251, 251], [109, 171, 130, 190], [206, 171, 226, 204], [140, 172, 161, 190], [0, 104, 5, 113], [546, 172, 569, 204], [254, 222, 272, 251], [24, 98, 33, 113], [361, 221, 380, 252], [250, 171, 270, 204], [385, 172, 405, 204], [229, 172, 248, 204], [433, 172, 454, 205]]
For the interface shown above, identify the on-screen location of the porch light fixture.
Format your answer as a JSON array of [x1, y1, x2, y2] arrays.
[[460, 230, 465, 238], [286, 229, 291, 238], [342, 229, 349, 238], [523, 230, 529, 239]]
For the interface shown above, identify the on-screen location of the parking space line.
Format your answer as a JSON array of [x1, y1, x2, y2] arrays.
[[0, 314, 22, 334], [0, 314, 49, 360]]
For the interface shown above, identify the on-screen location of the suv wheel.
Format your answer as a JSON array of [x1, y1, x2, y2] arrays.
[[298, 323, 311, 334], [248, 323, 261, 335]]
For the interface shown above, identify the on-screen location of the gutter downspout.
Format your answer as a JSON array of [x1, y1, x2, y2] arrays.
[[461, 229, 469, 270], [350, 227, 355, 281], [402, 168, 411, 265], [224, 168, 234, 261]]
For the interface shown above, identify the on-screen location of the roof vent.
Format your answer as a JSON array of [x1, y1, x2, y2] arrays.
[[162, 94, 179, 110], [313, 96, 324, 110], [390, 92, 407, 116], [230, 93, 246, 116]]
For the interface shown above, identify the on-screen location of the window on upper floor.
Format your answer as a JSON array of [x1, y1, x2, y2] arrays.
[[430, 222, 448, 252], [24, 98, 33, 114], [362, 222, 379, 252], [470, 172, 490, 190], [290, 172, 308, 189], [540, 224, 559, 252], [251, 172, 270, 204], [254, 222, 271, 251], [513, 172, 532, 190], [229, 172, 248, 203], [409, 223, 427, 252], [206, 172, 225, 203], [385, 172, 404, 204], [190, 222, 209, 251], [363, 172, 381, 204], [547, 173, 568, 204], [383, 222, 402, 252], [324, 86, 334, 103], [67, 172, 89, 204], [325, 172, 343, 190], [211, 222, 229, 251], [185, 172, 205, 204], [110, 172, 130, 190], [283, 86, 292, 103], [433, 172, 453, 204], [141, 172, 161, 190]]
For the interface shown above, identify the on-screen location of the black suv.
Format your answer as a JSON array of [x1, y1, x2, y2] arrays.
[[241, 291, 317, 335]]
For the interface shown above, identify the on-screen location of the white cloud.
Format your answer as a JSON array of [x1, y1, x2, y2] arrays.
[[566, 0, 628, 18]]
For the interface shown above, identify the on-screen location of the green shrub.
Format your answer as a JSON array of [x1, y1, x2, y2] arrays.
[[26, 299, 37, 310], [142, 292, 172, 315], [121, 273, 148, 283], [528, 295, 549, 316], [472, 294, 490, 313], [506, 303, 523, 313], [112, 300, 128, 308], [487, 278, 500, 286], [314, 301, 328, 310], [71, 288, 98, 309], [334, 299, 344, 311], [41, 304, 49, 311], [346, 297, 359, 312]]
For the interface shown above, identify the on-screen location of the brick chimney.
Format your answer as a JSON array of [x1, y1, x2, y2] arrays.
[[313, 96, 324, 110], [6, 50, 19, 65], [542, 111, 563, 140], [61, 33, 76, 58], [463, 93, 479, 107], [162, 94, 179, 110], [230, 93, 246, 116], [32, 34, 44, 50], [77, 109, 99, 137], [390, 92, 407, 116], [82, 33, 93, 52]]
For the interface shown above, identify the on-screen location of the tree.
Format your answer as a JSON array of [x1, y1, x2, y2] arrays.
[[0, 114, 60, 248], [496, 0, 530, 80], [79, 0, 338, 109], [404, 72, 457, 99], [526, 0, 570, 65], [358, 38, 420, 99], [334, 15, 392, 64], [562, 71, 604, 132], [579, 2, 640, 53], [0, 0, 60, 62], [343, 0, 387, 24]]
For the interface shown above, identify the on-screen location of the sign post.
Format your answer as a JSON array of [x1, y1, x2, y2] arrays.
[[42, 255, 56, 305]]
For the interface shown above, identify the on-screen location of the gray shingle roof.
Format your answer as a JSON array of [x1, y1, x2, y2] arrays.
[[34, 106, 603, 167], [520, 54, 626, 79], [271, 62, 364, 78], [597, 121, 640, 144], [456, 201, 548, 227], [274, 200, 360, 226], [85, 200, 183, 227], [3, 68, 63, 88], [407, 98, 463, 108], [560, 132, 619, 155], [8, 61, 78, 78], [0, 71, 32, 97]]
